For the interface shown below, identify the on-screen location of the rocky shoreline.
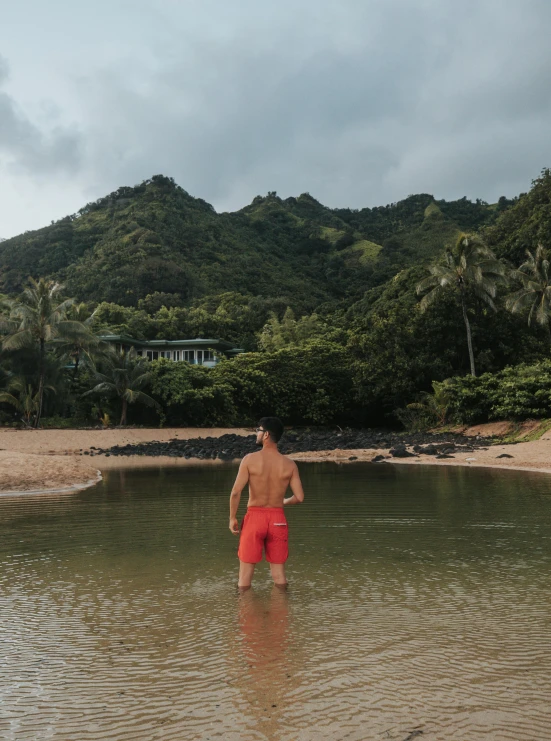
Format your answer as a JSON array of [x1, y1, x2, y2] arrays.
[[86, 428, 496, 461], [1, 425, 551, 494]]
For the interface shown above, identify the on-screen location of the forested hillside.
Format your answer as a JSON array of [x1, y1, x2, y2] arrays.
[[0, 174, 509, 307], [1, 169, 550, 429]]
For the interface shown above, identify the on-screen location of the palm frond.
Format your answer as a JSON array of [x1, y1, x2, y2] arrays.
[[472, 286, 496, 311], [0, 392, 20, 409], [419, 286, 444, 312], [2, 329, 34, 351], [82, 381, 117, 397], [123, 389, 160, 409], [505, 289, 537, 315]]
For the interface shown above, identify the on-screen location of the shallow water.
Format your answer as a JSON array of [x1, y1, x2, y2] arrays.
[[1, 462, 550, 740]]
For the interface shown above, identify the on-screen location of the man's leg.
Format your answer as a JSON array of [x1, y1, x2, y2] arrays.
[[238, 560, 256, 591], [269, 562, 288, 588]]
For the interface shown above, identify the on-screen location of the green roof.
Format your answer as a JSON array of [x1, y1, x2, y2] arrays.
[[99, 334, 243, 352]]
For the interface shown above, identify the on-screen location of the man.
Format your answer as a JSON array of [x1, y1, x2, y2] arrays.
[[229, 417, 305, 590]]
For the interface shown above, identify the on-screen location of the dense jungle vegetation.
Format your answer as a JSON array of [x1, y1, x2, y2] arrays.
[[0, 170, 550, 429]]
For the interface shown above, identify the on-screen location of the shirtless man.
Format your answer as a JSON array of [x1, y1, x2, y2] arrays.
[[229, 417, 305, 591]]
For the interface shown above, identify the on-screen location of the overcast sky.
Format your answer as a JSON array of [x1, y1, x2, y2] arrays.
[[1, 0, 551, 238]]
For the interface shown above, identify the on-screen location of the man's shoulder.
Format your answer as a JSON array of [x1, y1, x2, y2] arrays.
[[244, 449, 264, 457], [242, 450, 261, 463], [280, 452, 297, 468]]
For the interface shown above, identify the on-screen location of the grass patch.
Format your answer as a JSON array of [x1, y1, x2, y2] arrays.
[[424, 201, 443, 219], [496, 418, 551, 443], [350, 239, 382, 264], [320, 226, 345, 244]]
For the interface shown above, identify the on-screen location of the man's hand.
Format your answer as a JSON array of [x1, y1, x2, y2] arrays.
[[229, 517, 240, 535]]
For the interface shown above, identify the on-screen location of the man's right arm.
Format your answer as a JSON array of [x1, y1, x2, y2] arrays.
[[283, 463, 304, 506], [229, 456, 249, 534]]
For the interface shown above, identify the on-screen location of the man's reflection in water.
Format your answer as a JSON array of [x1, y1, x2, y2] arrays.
[[233, 585, 292, 726]]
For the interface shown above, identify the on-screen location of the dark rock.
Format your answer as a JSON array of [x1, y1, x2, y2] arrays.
[[372, 455, 387, 463], [496, 453, 513, 458], [389, 445, 414, 458], [436, 453, 455, 459], [348, 456, 358, 461], [92, 427, 494, 461]]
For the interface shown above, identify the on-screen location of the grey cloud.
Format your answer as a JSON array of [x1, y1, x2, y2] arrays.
[[0, 55, 82, 177], [0, 55, 9, 85], [74, 0, 551, 212], [6, 0, 551, 224]]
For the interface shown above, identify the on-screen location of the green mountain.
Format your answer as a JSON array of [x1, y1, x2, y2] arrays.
[[0, 174, 509, 308]]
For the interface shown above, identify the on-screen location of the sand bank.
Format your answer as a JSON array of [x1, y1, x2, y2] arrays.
[[0, 427, 250, 493], [1, 424, 550, 494], [0, 449, 101, 494], [291, 439, 551, 475]]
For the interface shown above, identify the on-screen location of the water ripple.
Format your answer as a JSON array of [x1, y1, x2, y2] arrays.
[[0, 463, 550, 739]]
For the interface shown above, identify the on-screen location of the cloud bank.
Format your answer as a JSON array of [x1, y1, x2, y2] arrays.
[[1, 0, 551, 236]]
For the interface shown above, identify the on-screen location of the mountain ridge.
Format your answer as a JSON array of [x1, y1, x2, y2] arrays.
[[0, 174, 514, 307]]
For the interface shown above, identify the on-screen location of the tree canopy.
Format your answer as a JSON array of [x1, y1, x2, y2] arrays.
[[1, 169, 551, 429]]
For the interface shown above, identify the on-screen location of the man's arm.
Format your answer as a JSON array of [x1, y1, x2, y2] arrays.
[[229, 456, 250, 534], [284, 462, 305, 506]]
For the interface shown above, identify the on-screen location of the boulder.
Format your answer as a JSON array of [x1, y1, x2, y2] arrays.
[[389, 445, 414, 458]]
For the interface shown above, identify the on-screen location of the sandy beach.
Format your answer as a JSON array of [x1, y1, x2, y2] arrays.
[[1, 423, 550, 494], [0, 427, 250, 493]]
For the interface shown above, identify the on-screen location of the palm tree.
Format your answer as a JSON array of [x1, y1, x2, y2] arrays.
[[0, 278, 87, 427], [416, 234, 506, 377], [83, 348, 160, 426], [0, 376, 56, 427], [400, 380, 451, 430], [54, 303, 108, 376], [505, 244, 551, 332]]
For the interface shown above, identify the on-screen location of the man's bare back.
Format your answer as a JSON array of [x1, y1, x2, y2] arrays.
[[229, 418, 304, 590], [243, 448, 303, 507]]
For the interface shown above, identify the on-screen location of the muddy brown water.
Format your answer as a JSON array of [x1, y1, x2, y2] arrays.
[[0, 462, 550, 740]]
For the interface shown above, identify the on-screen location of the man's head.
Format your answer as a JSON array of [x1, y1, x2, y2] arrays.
[[256, 417, 284, 446]]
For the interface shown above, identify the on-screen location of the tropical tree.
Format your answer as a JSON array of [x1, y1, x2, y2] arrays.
[[0, 376, 56, 427], [416, 234, 506, 377], [396, 380, 451, 431], [257, 308, 326, 351], [0, 278, 87, 427], [54, 303, 109, 376], [84, 349, 160, 425], [505, 244, 551, 333]]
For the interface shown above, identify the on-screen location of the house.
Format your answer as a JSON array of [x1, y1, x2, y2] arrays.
[[99, 335, 244, 367]]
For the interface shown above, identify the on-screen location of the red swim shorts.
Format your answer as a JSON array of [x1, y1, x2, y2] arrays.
[[238, 507, 289, 564]]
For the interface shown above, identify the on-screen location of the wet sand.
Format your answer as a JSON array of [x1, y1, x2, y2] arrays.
[[0, 449, 101, 494], [0, 428, 249, 493], [1, 424, 550, 494], [291, 438, 551, 475]]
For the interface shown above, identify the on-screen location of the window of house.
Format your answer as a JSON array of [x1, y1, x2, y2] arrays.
[[203, 350, 214, 361], [173, 350, 180, 360], [146, 351, 153, 361], [183, 350, 195, 363], [136, 350, 143, 357]]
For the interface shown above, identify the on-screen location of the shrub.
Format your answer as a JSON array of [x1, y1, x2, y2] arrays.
[[445, 360, 551, 423], [149, 359, 236, 426], [213, 340, 355, 425]]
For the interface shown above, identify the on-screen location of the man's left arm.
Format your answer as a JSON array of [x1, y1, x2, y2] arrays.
[[229, 456, 250, 535]]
